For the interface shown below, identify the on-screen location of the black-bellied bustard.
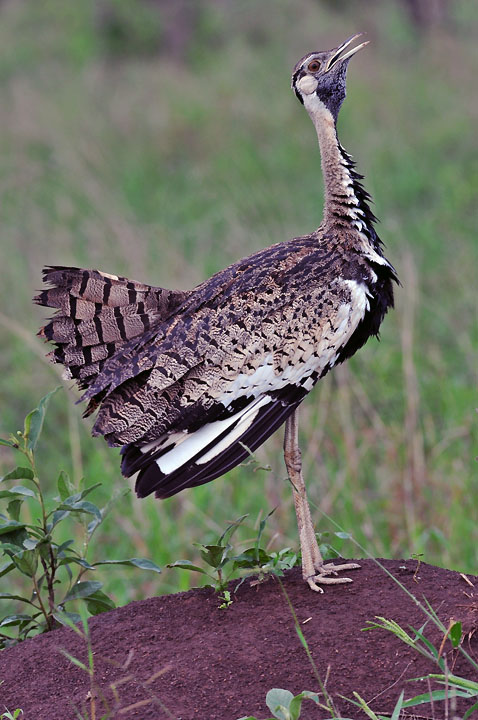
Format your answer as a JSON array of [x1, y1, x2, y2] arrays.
[[35, 34, 397, 592]]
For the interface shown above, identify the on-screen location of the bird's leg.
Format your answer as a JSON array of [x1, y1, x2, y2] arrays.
[[283, 409, 360, 592]]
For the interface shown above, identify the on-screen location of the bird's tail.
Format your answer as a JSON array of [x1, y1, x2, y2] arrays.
[[34, 266, 186, 411]]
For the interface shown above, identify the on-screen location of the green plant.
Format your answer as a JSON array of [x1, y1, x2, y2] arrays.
[[238, 688, 326, 720], [356, 615, 478, 718], [237, 516, 478, 720], [0, 709, 23, 719], [346, 690, 405, 720], [57, 606, 109, 720], [0, 389, 161, 648], [218, 589, 233, 609], [312, 510, 478, 719], [167, 512, 299, 598]]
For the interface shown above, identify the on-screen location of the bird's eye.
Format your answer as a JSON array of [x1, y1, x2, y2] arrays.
[[307, 60, 321, 72]]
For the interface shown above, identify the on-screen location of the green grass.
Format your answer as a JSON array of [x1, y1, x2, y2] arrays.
[[0, 0, 477, 607]]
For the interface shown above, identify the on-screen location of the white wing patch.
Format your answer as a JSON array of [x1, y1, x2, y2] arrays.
[[155, 396, 271, 474], [197, 396, 271, 465]]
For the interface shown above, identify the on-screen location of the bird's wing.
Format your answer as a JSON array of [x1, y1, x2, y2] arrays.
[[125, 381, 311, 499], [91, 291, 301, 445], [78, 236, 322, 404], [89, 238, 367, 458]]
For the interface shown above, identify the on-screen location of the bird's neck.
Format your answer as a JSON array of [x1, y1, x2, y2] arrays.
[[309, 102, 379, 245]]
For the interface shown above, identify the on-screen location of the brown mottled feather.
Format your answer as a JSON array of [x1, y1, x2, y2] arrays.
[[34, 267, 188, 408]]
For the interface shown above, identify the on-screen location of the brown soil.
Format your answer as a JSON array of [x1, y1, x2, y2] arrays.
[[1, 559, 477, 720]]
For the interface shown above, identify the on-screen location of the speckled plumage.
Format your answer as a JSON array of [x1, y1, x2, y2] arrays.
[[35, 37, 398, 504]]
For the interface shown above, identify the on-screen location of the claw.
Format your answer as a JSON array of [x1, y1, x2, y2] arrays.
[[306, 576, 325, 593], [304, 562, 361, 590], [319, 561, 361, 575]]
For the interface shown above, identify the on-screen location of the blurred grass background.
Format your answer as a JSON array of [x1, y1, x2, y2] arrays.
[[0, 0, 476, 604]]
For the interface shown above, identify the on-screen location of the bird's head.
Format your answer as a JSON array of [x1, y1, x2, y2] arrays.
[[291, 33, 369, 122]]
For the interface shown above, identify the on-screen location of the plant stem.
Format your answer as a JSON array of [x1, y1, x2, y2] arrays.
[[32, 573, 52, 630], [27, 448, 58, 622]]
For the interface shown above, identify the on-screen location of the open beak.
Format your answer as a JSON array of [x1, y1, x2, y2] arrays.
[[324, 33, 369, 72]]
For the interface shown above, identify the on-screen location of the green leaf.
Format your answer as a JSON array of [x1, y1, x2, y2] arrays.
[[50, 510, 70, 528], [85, 590, 116, 615], [58, 484, 102, 507], [255, 508, 275, 551], [0, 519, 27, 535], [266, 689, 294, 719], [59, 648, 88, 672], [53, 610, 82, 630], [447, 676, 478, 692], [351, 692, 381, 720], [218, 514, 248, 545], [0, 592, 34, 604], [0, 614, 33, 628], [233, 547, 271, 569], [282, 691, 321, 719], [38, 540, 52, 562], [166, 560, 208, 574], [64, 581, 103, 602], [449, 621, 462, 648], [0, 490, 25, 500], [0, 438, 15, 447], [57, 539, 75, 553], [10, 485, 35, 497], [402, 688, 470, 707], [23, 537, 39, 550], [93, 557, 161, 573], [423, 673, 478, 693], [389, 690, 405, 720], [58, 500, 101, 523], [464, 702, 478, 720], [0, 560, 15, 577], [57, 470, 74, 501], [1, 467, 34, 483], [198, 543, 230, 569], [294, 624, 309, 653], [0, 542, 25, 556], [25, 386, 61, 451], [7, 500, 22, 522], [12, 548, 38, 577], [58, 556, 95, 570], [87, 516, 102, 535]]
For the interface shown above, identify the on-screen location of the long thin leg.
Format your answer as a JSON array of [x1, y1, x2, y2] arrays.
[[283, 409, 360, 592]]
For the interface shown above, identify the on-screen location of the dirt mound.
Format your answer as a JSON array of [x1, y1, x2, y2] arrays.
[[0, 559, 477, 719]]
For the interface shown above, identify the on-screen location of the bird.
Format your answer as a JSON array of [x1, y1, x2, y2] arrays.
[[34, 34, 398, 592]]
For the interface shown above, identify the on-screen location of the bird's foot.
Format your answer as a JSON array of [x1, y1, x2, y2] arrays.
[[305, 561, 361, 593]]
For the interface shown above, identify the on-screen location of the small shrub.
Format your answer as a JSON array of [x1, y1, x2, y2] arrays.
[[0, 708, 23, 720], [168, 511, 299, 600], [238, 688, 324, 720], [0, 388, 161, 648]]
